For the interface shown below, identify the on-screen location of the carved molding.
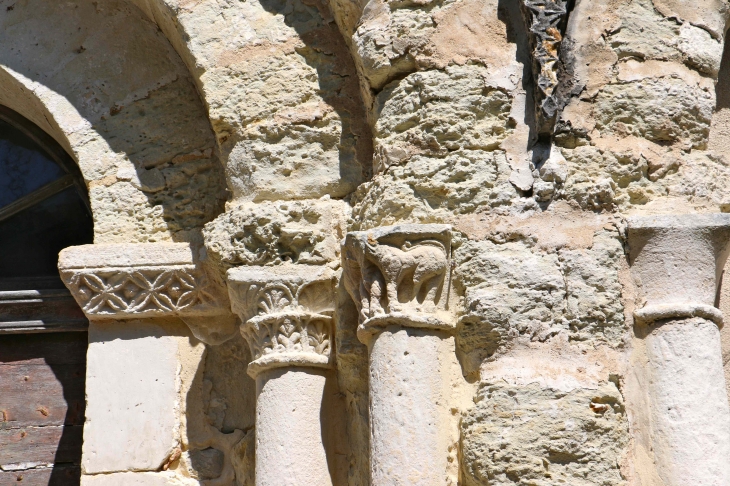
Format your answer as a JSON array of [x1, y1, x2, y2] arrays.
[[58, 244, 230, 320], [227, 265, 335, 378], [342, 224, 454, 341], [627, 214, 730, 328]]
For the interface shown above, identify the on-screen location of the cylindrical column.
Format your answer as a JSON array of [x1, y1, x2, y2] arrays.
[[255, 368, 331, 486], [628, 214, 730, 486], [366, 326, 449, 485], [343, 224, 454, 486], [227, 266, 336, 486], [643, 318, 730, 484]]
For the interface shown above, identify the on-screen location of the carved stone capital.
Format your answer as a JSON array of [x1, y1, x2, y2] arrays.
[[628, 214, 730, 327], [227, 265, 335, 378], [59, 244, 230, 320], [342, 224, 454, 341]]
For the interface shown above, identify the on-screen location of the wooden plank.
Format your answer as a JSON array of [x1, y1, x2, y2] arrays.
[[0, 364, 85, 428], [0, 465, 80, 486], [0, 289, 88, 335], [0, 333, 88, 365], [0, 426, 82, 466]]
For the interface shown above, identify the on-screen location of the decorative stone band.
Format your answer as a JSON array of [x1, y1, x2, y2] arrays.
[[634, 303, 724, 327], [58, 243, 229, 319], [342, 224, 455, 342], [357, 312, 455, 342], [227, 265, 335, 378]]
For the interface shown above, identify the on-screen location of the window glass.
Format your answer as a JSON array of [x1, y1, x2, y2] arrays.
[[0, 119, 65, 209]]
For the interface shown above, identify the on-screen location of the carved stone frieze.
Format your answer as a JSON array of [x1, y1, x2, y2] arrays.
[[342, 224, 454, 340], [58, 244, 230, 320], [227, 265, 335, 378]]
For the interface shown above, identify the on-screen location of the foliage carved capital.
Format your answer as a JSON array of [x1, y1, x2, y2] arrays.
[[227, 265, 336, 378]]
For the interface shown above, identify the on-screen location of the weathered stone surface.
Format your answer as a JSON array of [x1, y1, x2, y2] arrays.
[[83, 320, 182, 474], [350, 150, 522, 230], [461, 382, 628, 486], [372, 66, 514, 173], [203, 200, 348, 271], [0, 0, 227, 243], [454, 227, 625, 374]]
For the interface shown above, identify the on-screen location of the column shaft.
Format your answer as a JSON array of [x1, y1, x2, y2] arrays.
[[368, 327, 448, 486], [644, 318, 730, 485], [255, 368, 332, 486]]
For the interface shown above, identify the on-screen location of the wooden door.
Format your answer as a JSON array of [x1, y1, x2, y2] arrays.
[[0, 106, 93, 485]]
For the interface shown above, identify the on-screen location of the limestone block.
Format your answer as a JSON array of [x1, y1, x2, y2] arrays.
[[144, 0, 371, 202], [594, 77, 714, 149], [81, 472, 178, 485], [454, 229, 624, 374], [461, 382, 628, 486], [350, 151, 520, 230], [83, 320, 181, 474], [373, 66, 513, 173]]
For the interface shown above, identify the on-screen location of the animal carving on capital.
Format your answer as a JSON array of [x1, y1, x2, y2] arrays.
[[343, 225, 452, 323]]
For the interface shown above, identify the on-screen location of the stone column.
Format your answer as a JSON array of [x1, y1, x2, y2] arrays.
[[227, 265, 336, 486], [628, 214, 730, 486], [343, 224, 454, 485], [58, 243, 235, 478]]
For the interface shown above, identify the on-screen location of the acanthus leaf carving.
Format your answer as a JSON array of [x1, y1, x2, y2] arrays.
[[227, 265, 335, 378]]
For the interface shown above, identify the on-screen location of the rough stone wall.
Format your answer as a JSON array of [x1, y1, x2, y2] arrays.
[[7, 0, 730, 484]]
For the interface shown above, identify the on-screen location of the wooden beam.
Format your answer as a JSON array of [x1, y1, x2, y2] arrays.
[[0, 175, 75, 224]]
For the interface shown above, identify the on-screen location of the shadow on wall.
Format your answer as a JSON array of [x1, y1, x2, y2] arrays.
[[183, 330, 351, 485], [257, 0, 374, 184], [0, 0, 228, 244], [184, 332, 257, 486]]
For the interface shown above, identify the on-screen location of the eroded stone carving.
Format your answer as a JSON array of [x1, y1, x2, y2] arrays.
[[227, 265, 335, 378], [342, 224, 453, 340], [203, 200, 347, 271], [59, 243, 229, 319], [521, 0, 572, 136]]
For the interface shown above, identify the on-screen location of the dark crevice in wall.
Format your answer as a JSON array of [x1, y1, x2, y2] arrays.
[[520, 0, 576, 146], [716, 29, 730, 111]]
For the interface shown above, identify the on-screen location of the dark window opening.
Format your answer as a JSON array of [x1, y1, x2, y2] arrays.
[[0, 106, 92, 486]]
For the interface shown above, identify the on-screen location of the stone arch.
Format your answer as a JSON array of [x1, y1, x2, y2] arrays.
[[0, 0, 227, 244]]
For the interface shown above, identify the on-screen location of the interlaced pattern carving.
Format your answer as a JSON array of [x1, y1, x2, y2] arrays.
[[64, 266, 218, 316]]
